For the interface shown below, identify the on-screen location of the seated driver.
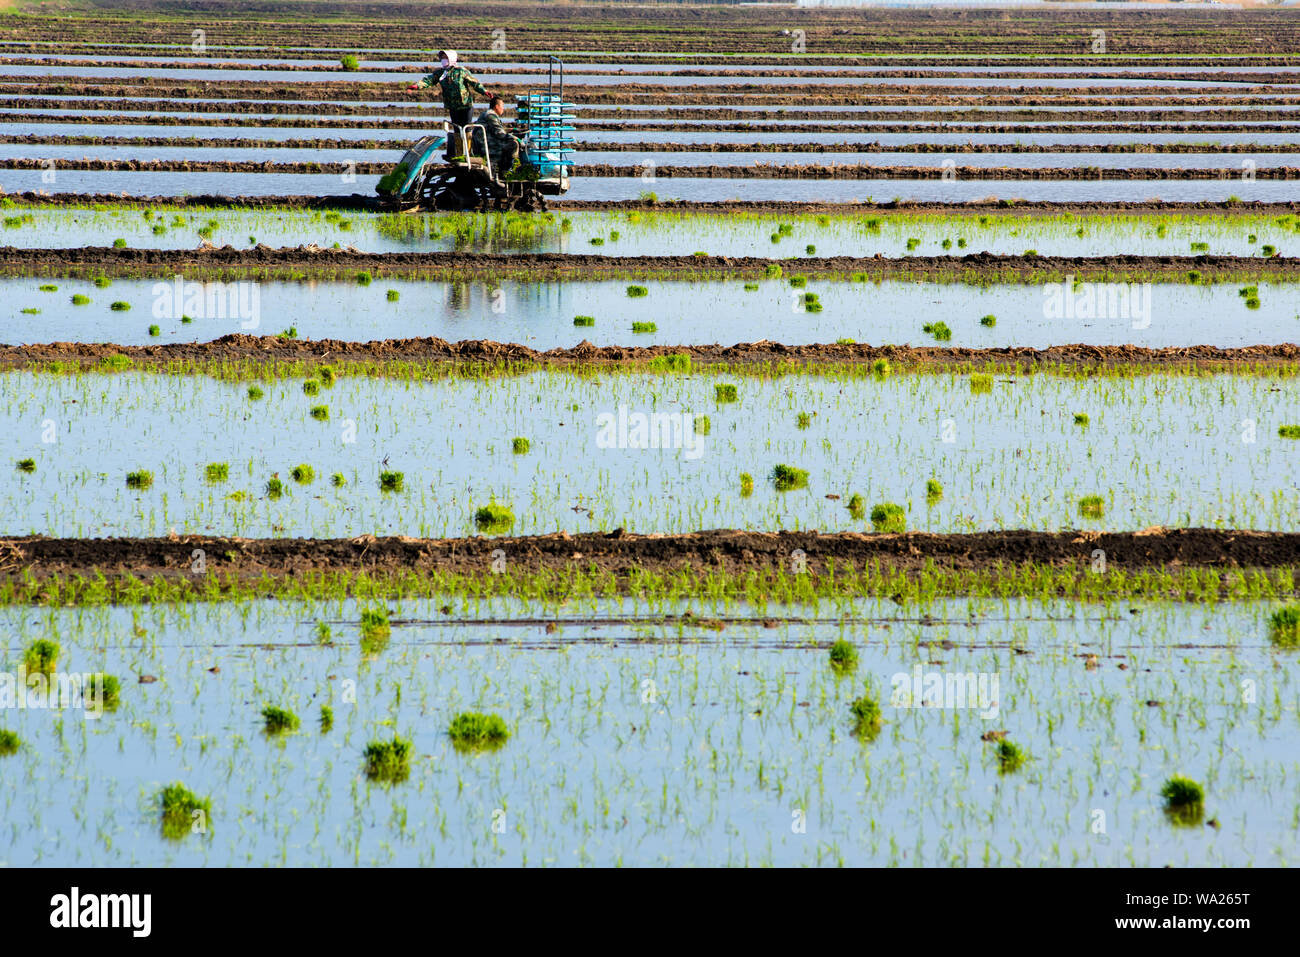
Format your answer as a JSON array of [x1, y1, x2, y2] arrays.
[[472, 95, 523, 175]]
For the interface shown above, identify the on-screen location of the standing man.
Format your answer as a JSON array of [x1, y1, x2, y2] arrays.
[[407, 49, 490, 129]]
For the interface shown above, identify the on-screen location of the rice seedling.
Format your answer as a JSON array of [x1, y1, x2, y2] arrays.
[[302, 379, 320, 396], [922, 321, 952, 341], [995, 739, 1026, 774], [631, 322, 657, 333], [764, 264, 782, 278], [715, 384, 738, 403], [355, 272, 372, 286], [148, 324, 160, 336], [805, 244, 816, 255], [320, 705, 334, 733], [262, 705, 300, 734], [310, 405, 329, 421], [86, 674, 120, 711], [590, 237, 605, 246], [0, 730, 19, 756], [739, 472, 754, 497], [1190, 241, 1209, 253], [265, 476, 283, 498], [38, 284, 56, 292], [980, 314, 996, 327], [112, 238, 126, 248], [969, 373, 993, 394], [850, 690, 882, 739], [159, 783, 211, 840], [626, 285, 648, 298], [789, 276, 808, 289], [474, 500, 515, 532], [70, 294, 90, 305], [247, 385, 264, 400], [573, 315, 595, 327], [125, 470, 153, 489], [315, 621, 332, 644], [278, 328, 298, 339], [181, 315, 193, 324], [871, 503, 906, 533], [290, 464, 315, 484], [386, 289, 400, 301], [448, 712, 510, 750], [93, 277, 111, 288], [1073, 413, 1090, 426], [796, 412, 812, 429], [1278, 425, 1300, 439], [15, 458, 34, 473], [379, 471, 404, 492], [906, 238, 920, 251], [360, 607, 390, 643], [110, 301, 130, 311], [925, 478, 943, 504], [770, 463, 808, 491], [1267, 606, 1300, 647], [872, 358, 891, 378], [1078, 495, 1105, 518], [693, 415, 711, 435], [1262, 244, 1277, 257], [364, 737, 412, 782], [331, 472, 346, 487], [205, 462, 229, 482], [511, 437, 530, 454], [847, 493, 865, 519], [1160, 776, 1205, 825], [828, 639, 858, 670], [743, 282, 759, 291], [19, 307, 38, 315], [648, 353, 690, 372], [24, 639, 59, 674]]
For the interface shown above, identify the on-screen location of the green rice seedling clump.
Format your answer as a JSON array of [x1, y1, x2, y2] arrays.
[[86, 674, 119, 711], [364, 737, 412, 782], [1073, 413, 1090, 426], [290, 464, 315, 484], [262, 706, 300, 734], [573, 315, 595, 327], [996, 739, 1026, 774], [1078, 495, 1105, 517], [205, 462, 228, 481], [15, 458, 35, 473], [715, 383, 738, 403], [626, 285, 648, 298], [850, 691, 882, 738], [159, 783, 211, 839], [71, 294, 90, 305], [0, 729, 19, 756], [923, 321, 951, 341], [379, 470, 404, 491], [310, 405, 329, 420], [829, 639, 858, 669], [125, 470, 153, 489], [1160, 775, 1204, 824], [969, 373, 993, 393], [110, 301, 130, 311], [474, 500, 515, 532], [770, 463, 809, 491], [1279, 425, 1300, 439], [247, 385, 264, 400], [448, 712, 510, 749], [512, 437, 530, 454], [870, 503, 905, 533], [925, 479, 943, 504], [24, 639, 59, 674], [739, 472, 754, 497], [847, 493, 865, 519], [1268, 605, 1300, 647], [631, 321, 657, 333], [980, 314, 996, 327]]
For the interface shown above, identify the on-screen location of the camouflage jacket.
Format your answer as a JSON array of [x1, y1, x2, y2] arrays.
[[472, 108, 520, 153], [414, 65, 488, 112]]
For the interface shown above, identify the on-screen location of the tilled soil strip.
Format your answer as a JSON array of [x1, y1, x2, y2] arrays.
[[4, 336, 1298, 375], [9, 135, 1300, 156], [6, 157, 1299, 180], [5, 529, 1298, 588], [0, 246, 1294, 284]]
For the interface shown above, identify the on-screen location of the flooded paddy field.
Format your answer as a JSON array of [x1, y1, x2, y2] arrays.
[[0, 596, 1295, 866], [3, 369, 1298, 538], [3, 0, 1299, 874], [2, 275, 1299, 350]]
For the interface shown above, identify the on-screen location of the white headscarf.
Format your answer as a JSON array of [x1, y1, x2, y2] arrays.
[[440, 49, 458, 68]]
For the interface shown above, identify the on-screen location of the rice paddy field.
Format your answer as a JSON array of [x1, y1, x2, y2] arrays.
[[1, 0, 1298, 875]]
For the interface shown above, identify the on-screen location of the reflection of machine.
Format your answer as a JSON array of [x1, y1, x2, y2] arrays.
[[373, 56, 575, 213]]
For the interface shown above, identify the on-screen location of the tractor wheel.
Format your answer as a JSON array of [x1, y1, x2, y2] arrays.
[[512, 186, 547, 213], [421, 169, 479, 212]]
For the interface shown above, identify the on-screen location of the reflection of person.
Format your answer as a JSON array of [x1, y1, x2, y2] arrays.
[[473, 96, 522, 174], [406, 49, 490, 128]]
